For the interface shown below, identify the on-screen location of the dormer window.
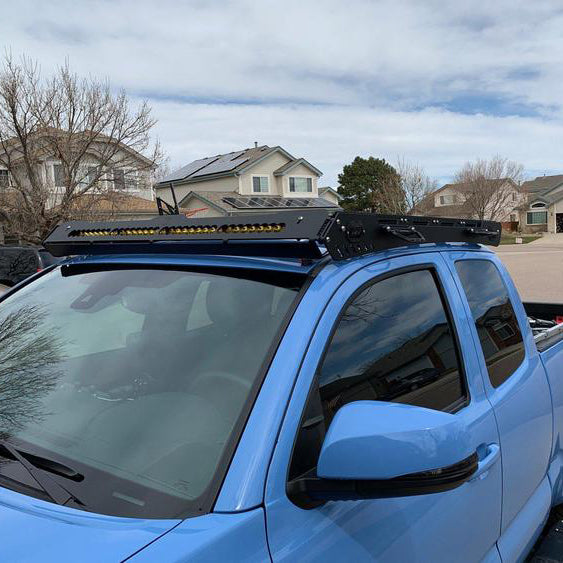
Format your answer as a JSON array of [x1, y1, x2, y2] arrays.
[[439, 194, 456, 205], [252, 176, 269, 193], [289, 177, 313, 193]]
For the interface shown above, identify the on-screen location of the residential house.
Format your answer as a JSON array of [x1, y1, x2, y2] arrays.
[[154, 145, 341, 217], [519, 174, 563, 234], [0, 128, 155, 209], [0, 128, 159, 242], [415, 179, 523, 229]]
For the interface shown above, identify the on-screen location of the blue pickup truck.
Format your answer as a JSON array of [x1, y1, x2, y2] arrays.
[[0, 211, 562, 562]]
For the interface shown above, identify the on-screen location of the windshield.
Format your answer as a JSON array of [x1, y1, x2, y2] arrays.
[[0, 266, 300, 518]]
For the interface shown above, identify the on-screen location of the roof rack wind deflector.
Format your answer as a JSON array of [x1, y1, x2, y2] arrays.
[[43, 211, 501, 261]]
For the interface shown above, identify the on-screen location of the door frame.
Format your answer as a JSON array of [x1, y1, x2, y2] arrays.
[[264, 251, 502, 561]]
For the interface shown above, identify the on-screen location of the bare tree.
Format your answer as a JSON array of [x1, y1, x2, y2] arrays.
[[0, 54, 162, 243], [396, 157, 437, 214], [0, 305, 64, 438], [452, 156, 523, 221]]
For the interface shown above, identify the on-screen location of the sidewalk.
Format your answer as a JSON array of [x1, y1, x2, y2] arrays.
[[528, 233, 563, 245]]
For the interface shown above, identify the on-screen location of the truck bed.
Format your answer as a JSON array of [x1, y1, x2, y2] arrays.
[[524, 302, 563, 352]]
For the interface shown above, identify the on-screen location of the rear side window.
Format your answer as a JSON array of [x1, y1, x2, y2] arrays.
[[38, 250, 57, 267], [289, 268, 466, 481], [0, 249, 38, 274], [455, 260, 525, 388]]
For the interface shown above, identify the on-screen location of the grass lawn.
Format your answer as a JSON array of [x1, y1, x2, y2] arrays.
[[500, 234, 543, 245]]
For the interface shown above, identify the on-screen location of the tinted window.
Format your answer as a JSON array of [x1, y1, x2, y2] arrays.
[[0, 249, 38, 276], [38, 250, 57, 267], [455, 260, 525, 387], [0, 267, 300, 518], [289, 269, 465, 481]]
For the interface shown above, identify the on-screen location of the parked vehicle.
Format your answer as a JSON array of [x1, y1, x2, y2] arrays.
[[0, 246, 58, 294], [1, 211, 563, 561]]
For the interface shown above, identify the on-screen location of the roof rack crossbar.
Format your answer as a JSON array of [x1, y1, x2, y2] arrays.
[[43, 211, 501, 260]]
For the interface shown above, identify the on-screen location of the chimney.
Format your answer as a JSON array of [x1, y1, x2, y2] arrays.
[[254, 141, 258, 148]]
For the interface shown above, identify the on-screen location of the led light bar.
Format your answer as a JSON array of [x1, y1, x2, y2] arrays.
[[43, 211, 501, 260], [69, 222, 285, 238]]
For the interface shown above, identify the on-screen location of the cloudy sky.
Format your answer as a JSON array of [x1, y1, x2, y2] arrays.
[[3, 0, 563, 187]]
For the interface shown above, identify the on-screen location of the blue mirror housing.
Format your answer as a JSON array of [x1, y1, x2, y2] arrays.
[[317, 401, 472, 480], [287, 401, 479, 508]]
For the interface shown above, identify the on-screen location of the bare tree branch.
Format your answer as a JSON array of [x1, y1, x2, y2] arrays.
[[452, 156, 523, 221], [396, 157, 438, 214], [0, 54, 162, 243]]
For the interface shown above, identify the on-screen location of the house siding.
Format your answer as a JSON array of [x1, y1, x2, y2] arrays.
[[158, 176, 238, 206], [321, 191, 340, 205], [281, 163, 319, 198], [183, 195, 227, 217], [434, 186, 463, 207], [239, 152, 292, 196]]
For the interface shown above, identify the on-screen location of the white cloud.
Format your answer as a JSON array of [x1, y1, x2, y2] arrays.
[[3, 0, 563, 185], [151, 101, 563, 186]]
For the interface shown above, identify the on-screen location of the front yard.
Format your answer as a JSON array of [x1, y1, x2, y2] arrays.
[[500, 234, 543, 245]]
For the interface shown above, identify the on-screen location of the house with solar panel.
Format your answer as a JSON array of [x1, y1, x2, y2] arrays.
[[154, 144, 342, 216]]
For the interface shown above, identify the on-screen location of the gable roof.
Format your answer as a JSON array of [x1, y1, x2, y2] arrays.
[[520, 174, 563, 205], [156, 145, 323, 187], [522, 174, 563, 193], [273, 157, 322, 177], [0, 127, 153, 167], [435, 178, 517, 194], [319, 186, 343, 201]]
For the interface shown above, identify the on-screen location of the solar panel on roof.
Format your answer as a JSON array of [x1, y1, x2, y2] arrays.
[[192, 154, 249, 177], [221, 196, 339, 210], [160, 156, 219, 182]]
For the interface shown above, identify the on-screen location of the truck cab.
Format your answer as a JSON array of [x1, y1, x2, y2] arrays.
[[0, 211, 562, 561]]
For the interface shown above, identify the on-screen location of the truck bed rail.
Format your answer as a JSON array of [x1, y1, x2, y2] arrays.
[[534, 322, 563, 352]]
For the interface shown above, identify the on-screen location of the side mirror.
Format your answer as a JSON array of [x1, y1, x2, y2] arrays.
[[288, 401, 478, 508]]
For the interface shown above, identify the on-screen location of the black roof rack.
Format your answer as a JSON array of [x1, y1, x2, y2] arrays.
[[43, 211, 501, 260]]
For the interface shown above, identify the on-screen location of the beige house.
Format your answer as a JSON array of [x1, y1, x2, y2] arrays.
[[0, 128, 159, 243], [154, 144, 341, 217], [0, 129, 155, 209], [416, 179, 523, 228], [519, 174, 563, 234]]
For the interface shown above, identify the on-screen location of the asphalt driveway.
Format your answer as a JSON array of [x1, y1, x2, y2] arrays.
[[493, 238, 563, 303]]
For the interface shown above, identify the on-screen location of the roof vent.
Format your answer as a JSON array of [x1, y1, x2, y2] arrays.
[[254, 141, 258, 148]]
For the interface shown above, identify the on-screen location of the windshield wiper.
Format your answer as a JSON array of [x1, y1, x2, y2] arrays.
[[0, 440, 83, 507]]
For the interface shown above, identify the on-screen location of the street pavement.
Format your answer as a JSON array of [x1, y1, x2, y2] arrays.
[[493, 237, 563, 303]]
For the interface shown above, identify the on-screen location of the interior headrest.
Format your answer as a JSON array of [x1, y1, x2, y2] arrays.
[[206, 277, 275, 328]]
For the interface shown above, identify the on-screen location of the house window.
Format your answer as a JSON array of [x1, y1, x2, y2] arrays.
[[53, 164, 65, 188], [87, 166, 100, 188], [113, 169, 125, 190], [531, 202, 546, 209], [125, 170, 139, 191], [0, 169, 9, 188], [527, 211, 548, 225], [512, 193, 517, 202], [289, 177, 312, 193], [252, 176, 269, 193], [439, 194, 456, 205]]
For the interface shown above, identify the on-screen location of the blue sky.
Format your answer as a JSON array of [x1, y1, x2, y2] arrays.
[[3, 0, 563, 187]]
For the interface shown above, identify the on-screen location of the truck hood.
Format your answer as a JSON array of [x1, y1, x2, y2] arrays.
[[0, 487, 180, 561]]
